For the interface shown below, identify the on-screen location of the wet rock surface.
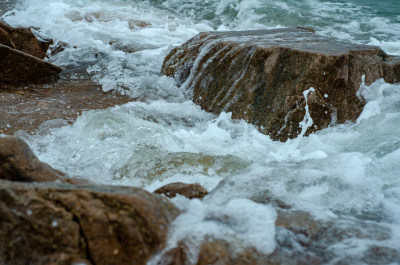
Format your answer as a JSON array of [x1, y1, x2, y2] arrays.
[[0, 21, 52, 59], [162, 28, 400, 141], [154, 182, 209, 199], [0, 136, 89, 184], [0, 25, 16, 49], [0, 180, 180, 265], [0, 44, 62, 89], [0, 79, 133, 135], [0, 136, 66, 183], [0, 22, 61, 89]]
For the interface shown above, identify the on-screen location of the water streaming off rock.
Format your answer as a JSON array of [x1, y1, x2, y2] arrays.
[[1, 0, 400, 263]]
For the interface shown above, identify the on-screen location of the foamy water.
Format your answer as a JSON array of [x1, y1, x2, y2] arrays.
[[2, 0, 400, 263]]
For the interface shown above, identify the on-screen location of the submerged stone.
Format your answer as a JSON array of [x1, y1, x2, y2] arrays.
[[154, 182, 209, 199], [155, 209, 396, 265], [162, 28, 400, 141]]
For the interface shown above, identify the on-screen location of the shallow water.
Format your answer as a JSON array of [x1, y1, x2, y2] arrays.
[[1, 0, 400, 264]]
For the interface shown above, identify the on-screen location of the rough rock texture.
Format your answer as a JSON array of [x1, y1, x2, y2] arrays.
[[0, 180, 180, 265], [0, 44, 62, 89], [162, 28, 400, 141], [154, 182, 209, 199], [0, 21, 52, 59], [0, 26, 16, 49], [0, 136, 85, 184], [0, 79, 133, 135]]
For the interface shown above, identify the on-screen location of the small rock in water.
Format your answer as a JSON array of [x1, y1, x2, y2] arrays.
[[154, 182, 209, 199]]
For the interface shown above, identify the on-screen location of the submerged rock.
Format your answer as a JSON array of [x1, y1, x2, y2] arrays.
[[0, 21, 52, 59], [0, 180, 180, 265], [157, 239, 321, 265], [162, 28, 400, 141], [0, 44, 61, 89], [154, 182, 209, 199], [155, 208, 397, 265]]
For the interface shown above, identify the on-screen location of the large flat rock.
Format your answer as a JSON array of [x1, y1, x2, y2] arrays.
[[0, 79, 133, 135], [162, 28, 400, 141], [0, 44, 62, 89]]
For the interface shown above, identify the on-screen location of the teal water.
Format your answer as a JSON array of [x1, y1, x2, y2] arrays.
[[3, 0, 400, 42], [147, 0, 400, 43]]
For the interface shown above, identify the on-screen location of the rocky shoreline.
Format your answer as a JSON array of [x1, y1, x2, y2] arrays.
[[2, 136, 399, 265], [1, 22, 400, 264]]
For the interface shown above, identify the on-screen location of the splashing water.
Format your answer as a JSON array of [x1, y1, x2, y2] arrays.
[[2, 0, 400, 263]]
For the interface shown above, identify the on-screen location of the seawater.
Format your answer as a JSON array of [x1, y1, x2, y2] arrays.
[[2, 0, 400, 263]]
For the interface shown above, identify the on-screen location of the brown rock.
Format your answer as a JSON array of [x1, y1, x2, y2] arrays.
[[275, 210, 323, 241], [50, 41, 68, 56], [0, 136, 66, 182], [128, 20, 152, 30], [162, 28, 400, 141], [158, 239, 320, 265], [0, 180, 180, 265], [0, 80, 133, 135], [296, 26, 315, 33], [154, 182, 209, 199], [0, 22, 52, 59], [0, 26, 16, 49], [0, 44, 62, 89], [157, 242, 191, 265], [196, 241, 232, 265], [0, 136, 88, 184]]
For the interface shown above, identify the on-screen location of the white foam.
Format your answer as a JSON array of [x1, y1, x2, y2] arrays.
[[149, 198, 276, 264]]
